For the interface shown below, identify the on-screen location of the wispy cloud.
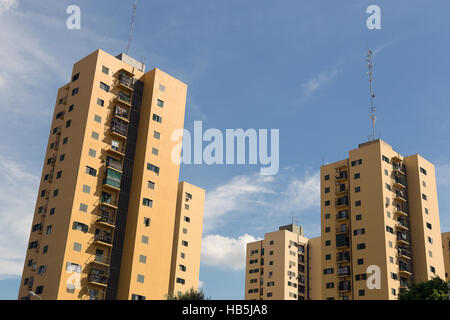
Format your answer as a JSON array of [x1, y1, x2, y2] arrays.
[[201, 234, 260, 270], [0, 0, 18, 14], [302, 66, 339, 97], [0, 156, 39, 279]]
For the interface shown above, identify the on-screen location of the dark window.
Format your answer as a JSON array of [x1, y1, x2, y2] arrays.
[[72, 73, 79, 82], [354, 173, 360, 179], [357, 243, 366, 250], [357, 258, 364, 265], [157, 99, 164, 107], [152, 114, 162, 123], [324, 187, 330, 193], [97, 98, 104, 106], [324, 200, 330, 206], [142, 198, 153, 207], [420, 167, 427, 175], [68, 104, 74, 112], [99, 82, 110, 92], [35, 286, 44, 294], [63, 137, 68, 144], [86, 166, 97, 176], [71, 88, 79, 96], [356, 214, 362, 221], [324, 175, 330, 181], [147, 163, 160, 175], [355, 200, 361, 207]]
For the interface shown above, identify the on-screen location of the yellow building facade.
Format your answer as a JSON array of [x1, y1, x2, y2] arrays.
[[245, 224, 322, 300], [320, 139, 445, 300], [442, 232, 450, 282], [18, 49, 204, 300]]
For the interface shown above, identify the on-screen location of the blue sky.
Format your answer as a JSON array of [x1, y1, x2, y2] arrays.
[[0, 0, 450, 300]]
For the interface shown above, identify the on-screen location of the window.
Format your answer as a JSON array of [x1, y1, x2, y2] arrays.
[[325, 254, 331, 260], [152, 114, 162, 123], [384, 169, 389, 176], [422, 181, 427, 187], [86, 166, 97, 176], [176, 278, 185, 285], [141, 235, 149, 244], [359, 290, 365, 296], [72, 73, 79, 82], [94, 115, 102, 123], [422, 194, 427, 201], [385, 183, 391, 191], [324, 200, 330, 207], [430, 266, 435, 274], [428, 236, 433, 244], [153, 131, 160, 139], [420, 167, 427, 175], [63, 137, 68, 144], [72, 88, 79, 96], [185, 204, 189, 210], [325, 213, 331, 219], [92, 131, 99, 140], [35, 286, 44, 295], [355, 200, 361, 207], [325, 227, 331, 233], [354, 228, 365, 236], [100, 82, 110, 92], [142, 198, 153, 208], [147, 163, 160, 175], [355, 186, 361, 193], [389, 256, 394, 263], [131, 294, 146, 300], [354, 173, 360, 179], [73, 242, 82, 252], [42, 246, 48, 254], [182, 228, 188, 234], [52, 127, 58, 134], [79, 203, 88, 212], [386, 226, 394, 234], [49, 208, 55, 216], [37, 265, 47, 275], [88, 149, 96, 157], [148, 181, 155, 190], [357, 243, 366, 250], [157, 99, 164, 107], [182, 240, 188, 247], [382, 155, 390, 163], [180, 252, 185, 259], [97, 98, 104, 106], [325, 240, 331, 246], [392, 288, 396, 296], [152, 147, 159, 156], [59, 154, 65, 161], [139, 255, 147, 264], [351, 159, 362, 166], [425, 208, 429, 215], [323, 268, 334, 275], [66, 120, 71, 128], [426, 222, 432, 230], [46, 225, 52, 235], [179, 265, 186, 272], [184, 216, 190, 223], [69, 104, 74, 112], [326, 282, 334, 289], [428, 250, 433, 257], [102, 66, 109, 75], [357, 258, 364, 265], [356, 214, 362, 221], [159, 84, 166, 92], [72, 222, 88, 233], [137, 274, 145, 283], [53, 189, 59, 197], [82, 185, 91, 194], [144, 217, 151, 227], [56, 171, 62, 179], [324, 187, 330, 193], [324, 174, 330, 181]]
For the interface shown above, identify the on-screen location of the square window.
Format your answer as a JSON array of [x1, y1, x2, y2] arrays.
[[63, 137, 68, 144], [148, 181, 155, 190], [72, 73, 79, 82], [66, 120, 71, 128], [152, 114, 162, 123], [141, 235, 149, 244], [157, 99, 164, 107], [354, 173, 360, 179], [152, 147, 159, 156], [69, 104, 74, 112], [355, 187, 361, 193], [102, 66, 109, 75], [97, 98, 104, 106], [184, 216, 190, 223], [82, 185, 91, 194], [183, 228, 188, 234], [324, 174, 330, 181], [94, 115, 102, 123], [142, 198, 153, 207], [153, 131, 160, 139], [56, 171, 62, 179], [139, 255, 147, 264], [356, 214, 362, 221], [72, 88, 79, 96], [99, 82, 110, 92], [357, 258, 364, 265], [88, 149, 96, 157], [137, 274, 145, 283], [79, 203, 88, 212], [159, 84, 166, 92], [92, 131, 99, 140], [59, 154, 65, 161], [73, 242, 82, 252]]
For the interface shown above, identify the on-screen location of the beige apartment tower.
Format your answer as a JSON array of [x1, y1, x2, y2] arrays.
[[18, 49, 205, 300], [442, 232, 450, 282], [245, 224, 322, 300], [320, 139, 445, 300]]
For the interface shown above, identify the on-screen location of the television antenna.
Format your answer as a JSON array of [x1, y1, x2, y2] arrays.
[[367, 49, 377, 141], [126, 0, 138, 55]]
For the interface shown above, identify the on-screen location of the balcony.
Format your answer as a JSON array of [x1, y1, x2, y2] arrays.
[[392, 164, 406, 175], [336, 210, 349, 221], [335, 184, 348, 195], [103, 169, 122, 191], [93, 233, 113, 247], [115, 91, 132, 107], [338, 281, 351, 292], [107, 143, 125, 157], [394, 191, 407, 203], [395, 219, 408, 231], [337, 266, 351, 277], [117, 72, 134, 91], [337, 251, 351, 263], [336, 225, 349, 235], [89, 290, 105, 301], [106, 157, 123, 172], [96, 210, 116, 228], [336, 234, 350, 249], [335, 171, 348, 182], [397, 232, 410, 246], [90, 254, 111, 267], [398, 247, 412, 260], [88, 272, 108, 287], [114, 105, 130, 122], [111, 118, 128, 140], [335, 196, 349, 208], [393, 175, 407, 189], [399, 263, 412, 276], [100, 196, 118, 209]]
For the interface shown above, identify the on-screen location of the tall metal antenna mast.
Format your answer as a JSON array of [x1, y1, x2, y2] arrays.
[[367, 49, 376, 141], [126, 0, 138, 55]]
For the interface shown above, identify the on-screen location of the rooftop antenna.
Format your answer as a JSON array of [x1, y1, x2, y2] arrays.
[[126, 0, 138, 55], [367, 49, 376, 141]]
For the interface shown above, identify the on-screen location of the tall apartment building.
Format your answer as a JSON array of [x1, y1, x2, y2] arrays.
[[442, 232, 450, 282], [245, 224, 322, 300], [18, 49, 205, 300], [320, 139, 445, 300]]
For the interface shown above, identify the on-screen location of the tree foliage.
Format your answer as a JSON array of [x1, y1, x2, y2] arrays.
[[399, 277, 449, 300], [165, 287, 210, 300]]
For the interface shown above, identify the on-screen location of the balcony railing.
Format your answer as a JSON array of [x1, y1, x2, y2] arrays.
[[335, 197, 349, 208], [89, 290, 105, 300], [111, 118, 129, 138], [398, 247, 411, 259], [88, 272, 108, 285], [338, 281, 351, 291], [117, 92, 132, 105], [337, 251, 351, 262], [93, 255, 111, 265], [399, 263, 412, 274], [397, 232, 410, 245], [94, 234, 113, 245], [106, 157, 123, 172], [337, 266, 351, 277], [336, 210, 349, 220], [118, 72, 134, 89], [114, 105, 129, 121], [335, 171, 348, 181]]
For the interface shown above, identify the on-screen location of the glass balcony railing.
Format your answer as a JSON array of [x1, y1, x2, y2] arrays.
[[94, 234, 113, 245], [93, 255, 110, 265], [88, 272, 108, 285], [117, 92, 132, 105]]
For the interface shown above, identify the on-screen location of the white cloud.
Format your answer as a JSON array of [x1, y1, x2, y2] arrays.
[[437, 164, 450, 187], [203, 173, 275, 231], [0, 0, 18, 14], [198, 280, 204, 288], [201, 234, 260, 270], [302, 66, 339, 96], [280, 171, 320, 212], [0, 156, 40, 279]]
